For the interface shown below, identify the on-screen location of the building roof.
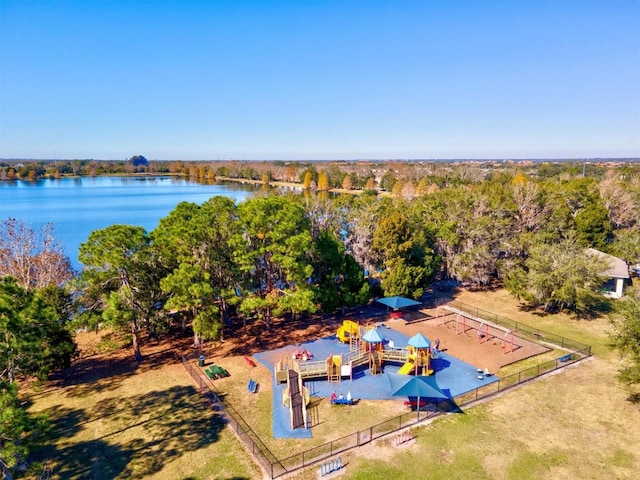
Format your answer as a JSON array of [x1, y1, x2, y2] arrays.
[[586, 248, 630, 279]]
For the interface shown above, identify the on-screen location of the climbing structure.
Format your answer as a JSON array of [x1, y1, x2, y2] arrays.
[[327, 355, 342, 383], [398, 333, 433, 376], [362, 326, 385, 375]]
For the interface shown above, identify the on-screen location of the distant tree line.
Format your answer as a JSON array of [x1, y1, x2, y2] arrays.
[[2, 158, 639, 193]]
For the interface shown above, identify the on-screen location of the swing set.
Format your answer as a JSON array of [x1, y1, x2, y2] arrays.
[[436, 305, 515, 354]]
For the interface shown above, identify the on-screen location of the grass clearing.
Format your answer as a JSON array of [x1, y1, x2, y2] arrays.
[[26, 287, 640, 479], [27, 348, 260, 479]]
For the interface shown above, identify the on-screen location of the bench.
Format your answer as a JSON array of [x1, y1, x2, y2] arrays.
[[244, 356, 257, 367], [404, 399, 427, 409], [331, 398, 355, 405], [247, 379, 258, 393], [559, 353, 574, 362]]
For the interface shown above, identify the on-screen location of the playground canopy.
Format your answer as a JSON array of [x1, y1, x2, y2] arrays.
[[408, 332, 431, 349], [376, 296, 421, 310], [362, 328, 384, 343], [387, 372, 448, 420]]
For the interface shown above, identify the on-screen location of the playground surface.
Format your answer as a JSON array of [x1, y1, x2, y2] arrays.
[[254, 323, 504, 439]]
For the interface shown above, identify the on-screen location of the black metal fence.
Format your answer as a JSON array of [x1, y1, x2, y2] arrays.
[[181, 355, 286, 478], [181, 302, 592, 478]]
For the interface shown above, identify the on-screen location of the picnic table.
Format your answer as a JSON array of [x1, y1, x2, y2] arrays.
[[205, 365, 230, 379]]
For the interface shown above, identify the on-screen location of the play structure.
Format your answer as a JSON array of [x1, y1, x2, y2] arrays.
[[395, 332, 433, 376], [436, 305, 516, 354], [275, 323, 435, 385], [336, 319, 361, 348], [273, 322, 438, 428]]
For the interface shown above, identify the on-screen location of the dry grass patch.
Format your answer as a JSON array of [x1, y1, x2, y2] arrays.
[[27, 336, 261, 479]]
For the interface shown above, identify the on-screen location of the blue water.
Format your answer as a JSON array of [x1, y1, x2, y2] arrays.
[[0, 176, 259, 268]]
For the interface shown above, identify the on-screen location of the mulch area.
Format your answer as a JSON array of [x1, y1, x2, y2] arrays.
[[194, 296, 548, 376], [57, 284, 549, 390], [386, 313, 550, 374]]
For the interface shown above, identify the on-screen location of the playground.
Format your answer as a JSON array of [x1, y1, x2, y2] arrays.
[[32, 287, 630, 480], [252, 308, 550, 439]]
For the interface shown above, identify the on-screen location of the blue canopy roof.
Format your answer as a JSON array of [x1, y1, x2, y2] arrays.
[[387, 373, 448, 400], [362, 328, 384, 343], [408, 333, 431, 348], [376, 296, 421, 310]]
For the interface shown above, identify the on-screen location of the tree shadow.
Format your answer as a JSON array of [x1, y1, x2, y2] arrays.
[[42, 404, 91, 440], [518, 299, 612, 320], [44, 438, 130, 479], [627, 392, 640, 404], [33, 384, 225, 479], [48, 337, 192, 399], [48, 353, 139, 397]]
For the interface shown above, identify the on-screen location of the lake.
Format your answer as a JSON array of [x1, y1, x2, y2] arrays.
[[0, 176, 261, 268]]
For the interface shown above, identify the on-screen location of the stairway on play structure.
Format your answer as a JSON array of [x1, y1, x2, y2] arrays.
[[328, 355, 341, 383], [287, 369, 305, 429], [284, 369, 309, 429], [370, 350, 383, 375]]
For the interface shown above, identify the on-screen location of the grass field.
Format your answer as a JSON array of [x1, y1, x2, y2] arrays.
[[26, 288, 640, 479], [27, 345, 261, 479]]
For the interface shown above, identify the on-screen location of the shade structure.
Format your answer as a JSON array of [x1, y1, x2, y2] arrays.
[[387, 372, 448, 420], [408, 332, 431, 349], [377, 296, 421, 310], [362, 328, 384, 343]]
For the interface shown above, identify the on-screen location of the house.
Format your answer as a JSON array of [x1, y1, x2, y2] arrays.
[[586, 248, 630, 298]]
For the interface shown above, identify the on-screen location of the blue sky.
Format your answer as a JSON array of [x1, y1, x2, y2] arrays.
[[1, 0, 639, 160]]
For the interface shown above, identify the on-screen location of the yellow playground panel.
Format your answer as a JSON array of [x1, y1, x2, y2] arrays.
[[336, 320, 360, 344]]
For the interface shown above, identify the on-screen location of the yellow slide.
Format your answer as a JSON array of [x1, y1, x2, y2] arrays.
[[397, 358, 415, 375], [336, 320, 359, 343]]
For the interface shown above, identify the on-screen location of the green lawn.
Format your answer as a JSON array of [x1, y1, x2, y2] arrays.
[[27, 359, 260, 479], [26, 288, 640, 479]]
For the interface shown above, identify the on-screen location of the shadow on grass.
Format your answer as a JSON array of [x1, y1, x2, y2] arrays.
[[519, 299, 613, 320], [627, 392, 640, 404], [33, 384, 225, 479], [48, 340, 191, 399], [47, 353, 139, 398]]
